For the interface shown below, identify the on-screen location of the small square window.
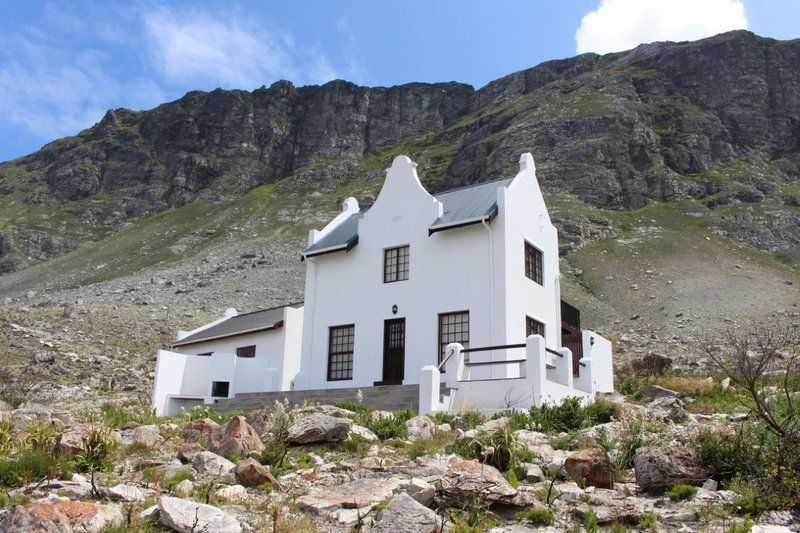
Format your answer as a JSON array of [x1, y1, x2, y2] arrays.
[[526, 316, 545, 337], [524, 241, 543, 285], [197, 352, 213, 357], [211, 381, 230, 398], [384, 245, 410, 283], [236, 345, 256, 358]]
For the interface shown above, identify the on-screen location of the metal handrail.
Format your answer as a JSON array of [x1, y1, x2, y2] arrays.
[[439, 342, 585, 369], [464, 358, 527, 367], [437, 347, 455, 371]]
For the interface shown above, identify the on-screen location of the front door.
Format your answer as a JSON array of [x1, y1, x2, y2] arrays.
[[382, 318, 405, 384]]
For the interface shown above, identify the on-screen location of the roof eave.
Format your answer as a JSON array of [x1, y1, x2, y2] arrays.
[[171, 320, 284, 348], [302, 235, 359, 260], [428, 205, 499, 236]]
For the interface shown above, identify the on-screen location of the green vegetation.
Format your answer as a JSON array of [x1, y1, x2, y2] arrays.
[[100, 402, 161, 429], [516, 508, 554, 526], [583, 508, 600, 532], [668, 484, 698, 502]]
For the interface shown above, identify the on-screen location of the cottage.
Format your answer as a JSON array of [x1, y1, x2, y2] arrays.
[[152, 153, 613, 415]]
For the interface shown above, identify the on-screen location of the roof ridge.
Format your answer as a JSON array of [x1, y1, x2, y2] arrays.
[[232, 301, 304, 317], [433, 175, 513, 196]]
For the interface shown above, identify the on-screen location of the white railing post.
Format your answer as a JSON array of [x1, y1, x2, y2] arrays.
[[419, 365, 440, 415], [526, 335, 547, 407], [444, 342, 465, 391], [548, 347, 573, 388]]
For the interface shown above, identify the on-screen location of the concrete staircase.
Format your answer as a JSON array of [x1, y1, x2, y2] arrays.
[[214, 384, 421, 413]]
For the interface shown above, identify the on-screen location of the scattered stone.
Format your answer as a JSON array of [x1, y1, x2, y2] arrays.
[[286, 413, 352, 445], [190, 451, 236, 479], [176, 443, 204, 463], [406, 415, 436, 440], [173, 479, 194, 498], [634, 446, 709, 492], [0, 500, 122, 532], [702, 479, 718, 491], [438, 460, 517, 507], [213, 484, 248, 503], [564, 446, 615, 489], [524, 463, 545, 482], [119, 425, 160, 448], [234, 458, 281, 489], [101, 484, 146, 502], [181, 418, 223, 446], [158, 496, 241, 533], [212, 416, 265, 459], [11, 479, 94, 500], [372, 492, 441, 533], [401, 477, 436, 506], [349, 424, 378, 441], [32, 352, 55, 364], [297, 477, 403, 524], [639, 385, 680, 402], [646, 396, 689, 422]]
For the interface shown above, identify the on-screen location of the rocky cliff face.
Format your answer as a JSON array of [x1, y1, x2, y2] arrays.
[[1, 30, 798, 272]]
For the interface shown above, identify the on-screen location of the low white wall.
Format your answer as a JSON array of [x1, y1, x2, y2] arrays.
[[152, 349, 188, 416], [583, 330, 614, 393]]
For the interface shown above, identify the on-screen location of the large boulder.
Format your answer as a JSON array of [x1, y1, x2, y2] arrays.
[[634, 446, 710, 492], [437, 460, 518, 507], [372, 493, 441, 533], [646, 396, 689, 422], [234, 458, 281, 489], [297, 477, 403, 524], [190, 451, 235, 479], [181, 418, 223, 446], [101, 484, 146, 502], [119, 425, 160, 448], [639, 385, 680, 403], [286, 413, 352, 445], [0, 500, 122, 532], [212, 416, 265, 459], [564, 447, 615, 489], [158, 496, 240, 533]]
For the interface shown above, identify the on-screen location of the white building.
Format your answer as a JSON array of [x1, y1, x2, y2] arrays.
[[152, 153, 613, 415]]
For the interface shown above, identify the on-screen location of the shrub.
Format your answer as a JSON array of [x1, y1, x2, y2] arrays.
[[516, 508, 554, 526], [452, 426, 517, 471], [163, 470, 194, 491], [261, 440, 289, 473], [334, 401, 372, 416], [668, 484, 698, 502], [490, 409, 532, 431], [24, 423, 61, 452], [364, 413, 408, 440], [693, 427, 758, 481], [428, 412, 456, 425], [583, 399, 618, 425], [505, 468, 519, 489], [407, 431, 454, 460], [528, 397, 616, 433], [0, 449, 74, 487], [74, 427, 117, 473], [584, 508, 600, 532], [614, 418, 647, 471], [337, 435, 370, 456], [638, 512, 658, 531], [100, 401, 161, 429]]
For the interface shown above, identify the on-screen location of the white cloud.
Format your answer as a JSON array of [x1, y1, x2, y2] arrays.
[[575, 0, 748, 54], [144, 7, 301, 89]]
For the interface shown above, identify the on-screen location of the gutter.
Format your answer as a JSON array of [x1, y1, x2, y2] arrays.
[[481, 219, 496, 379], [428, 205, 498, 236], [171, 321, 284, 348]]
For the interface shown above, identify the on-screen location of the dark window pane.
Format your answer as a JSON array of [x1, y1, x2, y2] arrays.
[[438, 311, 469, 366], [526, 316, 545, 337], [525, 242, 543, 285], [328, 325, 355, 381], [384, 245, 409, 283], [211, 381, 229, 397], [236, 345, 256, 358]]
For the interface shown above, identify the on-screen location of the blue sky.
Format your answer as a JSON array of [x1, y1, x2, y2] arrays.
[[1, 0, 798, 162]]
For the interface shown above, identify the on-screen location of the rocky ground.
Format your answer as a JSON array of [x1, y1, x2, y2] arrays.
[[0, 374, 796, 532]]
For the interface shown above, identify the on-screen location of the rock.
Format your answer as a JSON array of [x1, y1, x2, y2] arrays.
[[173, 479, 194, 498], [101, 484, 146, 502], [475, 417, 510, 433], [349, 424, 378, 441], [120, 425, 160, 448], [372, 492, 441, 533], [634, 446, 710, 492], [57, 425, 92, 454], [138, 505, 159, 522], [181, 418, 223, 446], [32, 352, 55, 364], [702, 479, 718, 491], [752, 526, 793, 533], [646, 396, 689, 422], [190, 451, 236, 478], [405, 415, 436, 440], [0, 500, 122, 532], [234, 458, 280, 489], [514, 429, 550, 449], [295, 404, 355, 418], [212, 416, 265, 459], [639, 385, 680, 402], [564, 447, 615, 489], [524, 463, 545, 482], [400, 477, 436, 506], [176, 443, 204, 463], [11, 480, 94, 500], [158, 496, 241, 533], [286, 413, 352, 444], [438, 460, 517, 507], [212, 484, 248, 503], [297, 477, 403, 524]]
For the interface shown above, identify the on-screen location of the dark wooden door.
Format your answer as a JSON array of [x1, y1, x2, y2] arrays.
[[382, 318, 405, 384]]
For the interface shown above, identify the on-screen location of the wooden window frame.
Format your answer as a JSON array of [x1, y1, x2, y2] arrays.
[[211, 381, 230, 398], [235, 345, 256, 358], [524, 241, 543, 285], [327, 324, 355, 381], [438, 311, 470, 367], [526, 316, 545, 338], [383, 245, 410, 283]]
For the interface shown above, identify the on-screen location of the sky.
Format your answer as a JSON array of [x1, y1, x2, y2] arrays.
[[0, 0, 798, 162]]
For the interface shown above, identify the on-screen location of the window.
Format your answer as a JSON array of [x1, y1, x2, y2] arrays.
[[211, 381, 230, 398], [524, 241, 543, 285], [327, 325, 355, 381], [438, 311, 470, 365], [383, 245, 410, 283], [526, 316, 545, 337], [236, 345, 256, 358], [197, 352, 213, 357]]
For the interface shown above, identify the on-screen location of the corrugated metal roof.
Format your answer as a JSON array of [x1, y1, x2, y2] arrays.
[[430, 176, 514, 229], [304, 212, 364, 257], [302, 177, 513, 257], [172, 303, 303, 347]]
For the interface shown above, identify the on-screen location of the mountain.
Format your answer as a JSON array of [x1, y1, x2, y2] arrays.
[[0, 30, 798, 279]]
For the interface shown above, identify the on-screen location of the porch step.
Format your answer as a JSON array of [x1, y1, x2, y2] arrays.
[[214, 384, 421, 413]]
